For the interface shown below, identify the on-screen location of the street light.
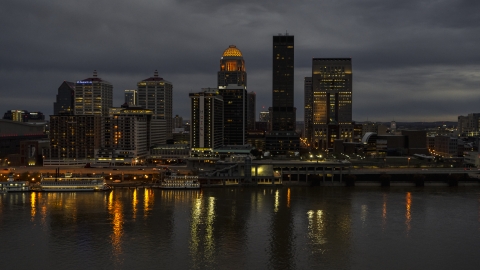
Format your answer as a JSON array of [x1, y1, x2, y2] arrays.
[[408, 157, 411, 168]]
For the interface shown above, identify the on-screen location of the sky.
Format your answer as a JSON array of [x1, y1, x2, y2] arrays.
[[1, 0, 479, 122]]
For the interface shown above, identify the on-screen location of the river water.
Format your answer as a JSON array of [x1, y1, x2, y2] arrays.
[[1, 187, 480, 270]]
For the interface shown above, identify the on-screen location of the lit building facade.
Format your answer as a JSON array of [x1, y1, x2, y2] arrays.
[[218, 45, 247, 145], [54, 81, 75, 115], [311, 58, 353, 150], [190, 88, 224, 156], [137, 70, 173, 142], [74, 70, 113, 116]]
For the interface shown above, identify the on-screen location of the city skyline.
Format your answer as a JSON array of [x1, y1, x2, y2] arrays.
[[1, 1, 479, 122]]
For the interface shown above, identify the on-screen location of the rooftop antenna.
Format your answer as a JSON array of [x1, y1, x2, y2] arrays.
[[93, 70, 97, 77], [154, 70, 158, 77]]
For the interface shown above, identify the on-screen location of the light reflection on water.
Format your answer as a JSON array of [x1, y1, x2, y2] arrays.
[[1, 187, 480, 269]]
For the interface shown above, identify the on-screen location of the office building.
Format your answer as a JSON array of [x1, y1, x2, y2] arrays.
[[74, 70, 113, 116], [247, 91, 256, 131], [218, 45, 247, 145], [190, 88, 224, 156], [137, 70, 173, 142], [304, 77, 313, 143], [173, 115, 183, 129], [54, 81, 75, 115], [265, 34, 299, 156], [124, 89, 137, 106], [311, 58, 353, 149], [271, 34, 296, 131]]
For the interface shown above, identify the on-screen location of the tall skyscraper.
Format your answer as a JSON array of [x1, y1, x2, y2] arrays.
[[271, 34, 295, 131], [218, 45, 247, 145], [311, 58, 353, 149], [137, 70, 173, 142], [190, 88, 224, 154], [124, 89, 137, 106], [54, 81, 75, 115], [247, 91, 256, 131], [265, 34, 299, 156], [304, 77, 313, 144], [74, 70, 113, 116]]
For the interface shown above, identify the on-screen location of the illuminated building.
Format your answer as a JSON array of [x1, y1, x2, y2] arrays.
[[74, 70, 113, 116], [46, 115, 102, 164], [124, 89, 137, 106], [189, 88, 223, 157], [54, 81, 75, 115], [259, 111, 269, 122], [311, 58, 353, 149], [173, 115, 183, 128], [137, 70, 172, 142], [266, 34, 300, 156], [97, 107, 158, 164], [218, 45, 247, 145]]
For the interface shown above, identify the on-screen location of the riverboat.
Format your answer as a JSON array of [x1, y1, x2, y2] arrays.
[[0, 173, 30, 193], [154, 173, 200, 189], [40, 173, 112, 192]]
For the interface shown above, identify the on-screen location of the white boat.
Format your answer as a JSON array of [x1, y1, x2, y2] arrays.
[[154, 173, 200, 189], [40, 173, 112, 192], [0, 173, 30, 193]]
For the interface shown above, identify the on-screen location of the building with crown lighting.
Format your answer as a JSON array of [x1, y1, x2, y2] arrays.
[[137, 70, 172, 143], [218, 45, 247, 146], [74, 70, 113, 116]]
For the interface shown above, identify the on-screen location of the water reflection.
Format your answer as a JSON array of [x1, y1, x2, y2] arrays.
[[382, 193, 387, 230], [406, 192, 412, 233], [307, 209, 327, 252], [108, 191, 124, 265], [30, 192, 36, 221]]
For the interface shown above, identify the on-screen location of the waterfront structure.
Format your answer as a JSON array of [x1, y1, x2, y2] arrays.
[[189, 88, 223, 157], [311, 58, 353, 150], [265, 34, 299, 156], [137, 70, 173, 142], [74, 70, 113, 116], [54, 81, 75, 115], [218, 45, 247, 145], [247, 91, 256, 131], [124, 89, 137, 106], [304, 77, 313, 143]]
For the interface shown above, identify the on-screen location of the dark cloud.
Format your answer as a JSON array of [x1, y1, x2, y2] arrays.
[[1, 0, 479, 122]]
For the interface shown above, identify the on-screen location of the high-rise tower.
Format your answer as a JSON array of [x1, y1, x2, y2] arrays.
[[311, 58, 353, 149], [74, 70, 113, 116], [54, 81, 75, 115], [137, 70, 173, 142], [265, 34, 299, 156], [217, 45, 247, 145], [271, 34, 295, 131], [304, 77, 313, 144]]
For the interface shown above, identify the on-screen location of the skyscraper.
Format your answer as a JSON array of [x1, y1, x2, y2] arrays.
[[247, 91, 256, 131], [74, 70, 113, 116], [271, 34, 295, 131], [304, 77, 313, 144], [137, 70, 172, 142], [190, 88, 224, 154], [218, 45, 247, 145], [54, 81, 75, 115], [311, 58, 353, 149], [265, 34, 299, 156], [124, 89, 137, 106]]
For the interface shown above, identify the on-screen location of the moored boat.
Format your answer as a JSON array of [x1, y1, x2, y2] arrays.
[[0, 173, 30, 193], [40, 173, 112, 192], [153, 173, 200, 189]]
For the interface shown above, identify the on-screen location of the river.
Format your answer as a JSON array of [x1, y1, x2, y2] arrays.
[[1, 187, 480, 270]]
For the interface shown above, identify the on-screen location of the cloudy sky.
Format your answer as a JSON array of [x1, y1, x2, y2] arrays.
[[1, 0, 479, 122]]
